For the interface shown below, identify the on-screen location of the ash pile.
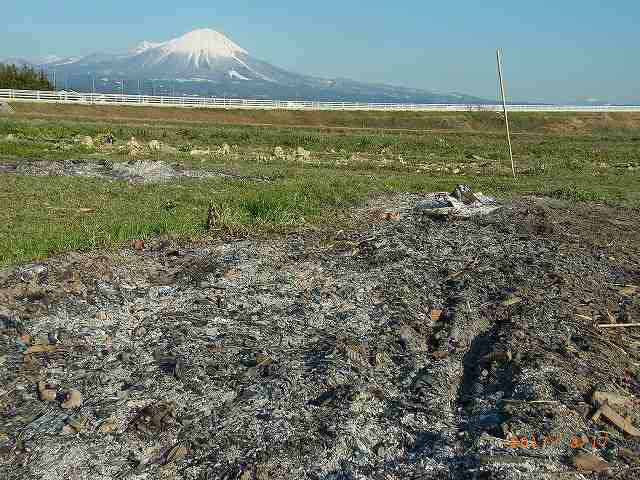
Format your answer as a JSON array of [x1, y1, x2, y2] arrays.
[[414, 185, 500, 219], [1, 188, 639, 479], [0, 159, 267, 183]]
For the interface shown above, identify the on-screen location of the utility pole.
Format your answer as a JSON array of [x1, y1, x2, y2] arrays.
[[137, 79, 140, 95], [496, 48, 516, 179], [53, 71, 56, 91], [121, 79, 124, 96]]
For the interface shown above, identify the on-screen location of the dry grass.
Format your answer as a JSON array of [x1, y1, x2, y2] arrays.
[[9, 101, 640, 135]]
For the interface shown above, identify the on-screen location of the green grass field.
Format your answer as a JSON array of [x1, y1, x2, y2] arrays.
[[0, 104, 639, 266]]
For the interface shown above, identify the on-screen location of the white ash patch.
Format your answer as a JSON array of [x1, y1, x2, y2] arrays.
[[0, 159, 269, 183]]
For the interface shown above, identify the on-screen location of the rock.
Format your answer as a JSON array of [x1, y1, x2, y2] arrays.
[[592, 404, 640, 437], [593, 391, 637, 409], [66, 415, 89, 432], [61, 425, 76, 435], [570, 452, 609, 473], [382, 211, 401, 221], [190, 149, 211, 156], [80, 136, 94, 147], [296, 147, 311, 160], [134, 326, 147, 337], [133, 402, 175, 435], [38, 382, 57, 402], [132, 239, 145, 251], [98, 418, 118, 434], [61, 389, 83, 409], [0, 102, 15, 115], [273, 146, 286, 159]]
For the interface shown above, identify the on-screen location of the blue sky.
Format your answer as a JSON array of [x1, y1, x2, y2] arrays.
[[3, 1, 639, 103]]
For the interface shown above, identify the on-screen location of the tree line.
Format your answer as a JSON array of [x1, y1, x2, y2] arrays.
[[0, 64, 53, 90]]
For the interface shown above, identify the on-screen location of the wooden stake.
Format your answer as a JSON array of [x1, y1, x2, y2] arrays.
[[597, 323, 640, 329], [496, 49, 516, 179]]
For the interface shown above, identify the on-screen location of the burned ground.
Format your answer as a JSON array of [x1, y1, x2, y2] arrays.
[[0, 159, 269, 184], [0, 195, 639, 479]]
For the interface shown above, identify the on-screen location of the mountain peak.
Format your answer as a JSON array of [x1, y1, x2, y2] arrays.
[[131, 29, 249, 70], [160, 29, 247, 59]]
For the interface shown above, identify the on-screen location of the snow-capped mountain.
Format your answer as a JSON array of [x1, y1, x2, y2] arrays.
[[140, 29, 248, 69], [2, 29, 489, 103], [123, 29, 275, 82]]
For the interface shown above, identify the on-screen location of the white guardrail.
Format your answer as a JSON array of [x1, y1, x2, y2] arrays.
[[1, 88, 639, 112]]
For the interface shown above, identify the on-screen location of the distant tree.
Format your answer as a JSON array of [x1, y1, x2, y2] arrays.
[[0, 64, 53, 90]]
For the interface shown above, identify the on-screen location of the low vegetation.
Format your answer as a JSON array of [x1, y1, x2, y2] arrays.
[[0, 105, 638, 266]]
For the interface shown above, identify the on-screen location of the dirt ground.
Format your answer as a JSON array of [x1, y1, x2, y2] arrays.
[[1, 193, 639, 479]]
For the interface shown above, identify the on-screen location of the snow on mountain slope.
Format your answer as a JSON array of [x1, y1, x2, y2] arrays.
[[131, 41, 164, 55], [156, 29, 247, 61], [133, 29, 248, 70], [229, 70, 250, 80]]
